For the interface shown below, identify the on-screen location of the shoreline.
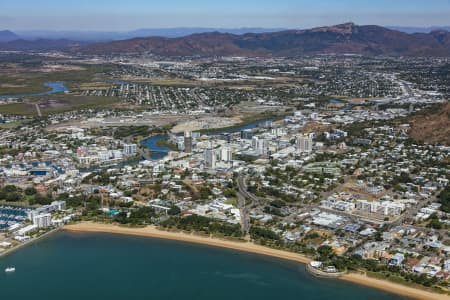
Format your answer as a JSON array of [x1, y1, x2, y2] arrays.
[[64, 222, 311, 264], [64, 222, 450, 300]]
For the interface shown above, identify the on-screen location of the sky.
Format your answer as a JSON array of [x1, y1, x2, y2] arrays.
[[0, 0, 450, 31]]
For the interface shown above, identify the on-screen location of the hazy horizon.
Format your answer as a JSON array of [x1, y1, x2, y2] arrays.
[[1, 0, 450, 31], [6, 24, 450, 33]]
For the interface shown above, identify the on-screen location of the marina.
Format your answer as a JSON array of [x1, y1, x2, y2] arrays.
[[0, 206, 31, 231]]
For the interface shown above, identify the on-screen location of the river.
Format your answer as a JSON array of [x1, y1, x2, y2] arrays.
[[0, 82, 69, 99], [141, 118, 273, 160]]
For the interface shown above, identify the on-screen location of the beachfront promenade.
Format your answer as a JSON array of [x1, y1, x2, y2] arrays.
[[0, 226, 62, 259]]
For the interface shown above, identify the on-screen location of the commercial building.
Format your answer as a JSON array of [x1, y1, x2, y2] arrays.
[[220, 147, 232, 162], [389, 253, 405, 266], [355, 200, 405, 216], [297, 134, 313, 154], [27, 200, 66, 220], [252, 137, 268, 156], [241, 129, 253, 140], [204, 148, 216, 169], [123, 143, 138, 156], [184, 131, 193, 153]]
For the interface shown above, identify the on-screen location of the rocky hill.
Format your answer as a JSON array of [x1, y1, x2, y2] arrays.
[[409, 102, 450, 145]]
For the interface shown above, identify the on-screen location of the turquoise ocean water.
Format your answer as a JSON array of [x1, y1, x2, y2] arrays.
[[0, 232, 409, 300]]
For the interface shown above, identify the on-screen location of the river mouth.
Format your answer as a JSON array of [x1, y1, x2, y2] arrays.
[[0, 82, 69, 99], [140, 134, 171, 160]]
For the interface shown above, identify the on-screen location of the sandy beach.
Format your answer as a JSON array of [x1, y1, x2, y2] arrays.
[[341, 273, 450, 300], [64, 222, 450, 300], [64, 222, 311, 264]]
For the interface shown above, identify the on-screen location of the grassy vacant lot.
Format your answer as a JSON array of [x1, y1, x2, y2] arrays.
[[0, 77, 53, 95], [0, 64, 118, 96], [126, 75, 304, 89], [0, 94, 120, 116]]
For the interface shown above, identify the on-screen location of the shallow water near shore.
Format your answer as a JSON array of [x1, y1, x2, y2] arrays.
[[0, 231, 408, 300]]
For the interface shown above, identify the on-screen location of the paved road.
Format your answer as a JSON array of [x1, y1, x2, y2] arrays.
[[236, 173, 449, 237], [391, 193, 449, 236], [237, 173, 258, 233], [35, 103, 42, 117], [399, 79, 414, 98], [237, 174, 262, 204], [237, 192, 250, 233], [137, 147, 152, 160]]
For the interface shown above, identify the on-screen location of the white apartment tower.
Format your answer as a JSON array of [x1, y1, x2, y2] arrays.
[[252, 137, 268, 156], [297, 134, 313, 154], [204, 148, 216, 169], [184, 131, 193, 153], [33, 214, 52, 228], [123, 143, 138, 156], [220, 147, 232, 162]]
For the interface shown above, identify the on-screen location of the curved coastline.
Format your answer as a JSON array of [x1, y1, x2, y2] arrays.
[[64, 222, 450, 300]]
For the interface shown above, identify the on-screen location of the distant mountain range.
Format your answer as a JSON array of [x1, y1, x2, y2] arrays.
[[78, 23, 450, 57], [1, 23, 450, 57], [1, 25, 448, 41], [3, 25, 450, 42], [0, 30, 19, 42], [13, 27, 286, 41], [0, 39, 86, 51], [388, 26, 450, 34]]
